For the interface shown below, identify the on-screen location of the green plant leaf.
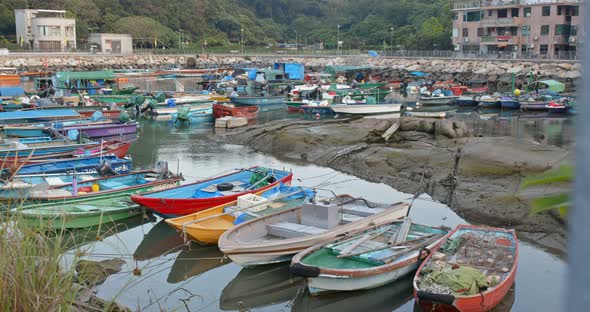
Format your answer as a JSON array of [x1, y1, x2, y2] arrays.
[[520, 165, 573, 190], [529, 193, 570, 216]]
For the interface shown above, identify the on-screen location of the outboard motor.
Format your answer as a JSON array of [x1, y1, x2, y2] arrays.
[[155, 161, 170, 179], [96, 160, 118, 176]]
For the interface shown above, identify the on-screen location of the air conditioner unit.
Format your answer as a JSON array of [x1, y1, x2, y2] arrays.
[[569, 36, 576, 43], [454, 44, 461, 51], [529, 43, 535, 48], [533, 36, 539, 41], [464, 37, 469, 43], [513, 45, 518, 51]]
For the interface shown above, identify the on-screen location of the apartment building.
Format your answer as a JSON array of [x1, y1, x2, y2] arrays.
[[452, 0, 583, 59], [15, 9, 76, 52]]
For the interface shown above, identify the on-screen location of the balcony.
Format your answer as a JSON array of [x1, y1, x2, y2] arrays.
[[480, 17, 520, 26], [481, 35, 515, 43], [453, 0, 581, 10]]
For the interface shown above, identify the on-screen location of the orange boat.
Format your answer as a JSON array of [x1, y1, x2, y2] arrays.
[[413, 224, 518, 312], [213, 103, 259, 119]]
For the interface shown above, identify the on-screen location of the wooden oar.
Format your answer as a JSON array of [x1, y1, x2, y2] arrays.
[[7, 148, 35, 183], [382, 233, 444, 264], [337, 225, 394, 258], [340, 233, 437, 259]]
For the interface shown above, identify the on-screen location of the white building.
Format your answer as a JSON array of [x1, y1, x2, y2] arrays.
[[14, 9, 76, 52], [88, 33, 133, 54]]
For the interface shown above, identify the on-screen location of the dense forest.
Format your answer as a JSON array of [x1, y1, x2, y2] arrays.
[[0, 0, 453, 50]]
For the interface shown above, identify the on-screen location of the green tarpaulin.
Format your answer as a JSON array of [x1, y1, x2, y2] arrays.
[[55, 71, 116, 83], [532, 80, 566, 93]]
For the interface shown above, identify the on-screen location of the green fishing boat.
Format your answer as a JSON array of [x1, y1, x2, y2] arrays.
[[12, 194, 147, 229]]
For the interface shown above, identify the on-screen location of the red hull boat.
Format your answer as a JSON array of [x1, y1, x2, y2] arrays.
[[213, 103, 259, 119], [131, 167, 293, 218], [413, 224, 518, 312]]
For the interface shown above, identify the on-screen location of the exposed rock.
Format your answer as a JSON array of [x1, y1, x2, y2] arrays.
[[75, 258, 126, 286]]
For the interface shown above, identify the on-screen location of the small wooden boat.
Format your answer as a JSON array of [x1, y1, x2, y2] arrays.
[[231, 96, 286, 111], [302, 105, 334, 115], [131, 167, 293, 218], [331, 103, 401, 115], [78, 109, 122, 119], [0, 140, 99, 160], [213, 102, 259, 119], [22, 170, 181, 202], [2, 140, 130, 165], [165, 184, 313, 244], [57, 122, 139, 141], [404, 111, 447, 119], [520, 101, 549, 111], [413, 224, 518, 312], [3, 119, 114, 138], [170, 107, 214, 123], [218, 197, 410, 267], [11, 193, 146, 229], [0, 109, 81, 125], [291, 218, 448, 295], [454, 96, 478, 106], [418, 96, 459, 105], [499, 97, 520, 109], [0, 172, 101, 200], [284, 101, 305, 113], [546, 101, 569, 114], [477, 96, 500, 108], [11, 155, 132, 176]]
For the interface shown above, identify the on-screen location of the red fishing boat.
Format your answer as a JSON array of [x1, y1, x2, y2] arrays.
[[130, 167, 293, 218], [213, 103, 259, 119], [413, 224, 518, 312]]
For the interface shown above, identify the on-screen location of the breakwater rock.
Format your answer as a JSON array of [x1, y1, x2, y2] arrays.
[[1, 54, 581, 92], [215, 117, 571, 255]]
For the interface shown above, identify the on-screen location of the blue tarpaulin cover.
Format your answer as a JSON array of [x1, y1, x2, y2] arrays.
[[409, 71, 429, 77], [0, 86, 25, 96], [368, 51, 379, 57]]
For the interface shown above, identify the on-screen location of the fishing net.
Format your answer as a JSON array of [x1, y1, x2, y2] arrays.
[[419, 264, 490, 296], [249, 168, 270, 187], [176, 106, 190, 121], [119, 111, 131, 123], [154, 91, 167, 103]]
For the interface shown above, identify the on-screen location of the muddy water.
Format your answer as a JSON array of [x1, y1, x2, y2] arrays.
[[67, 111, 567, 311]]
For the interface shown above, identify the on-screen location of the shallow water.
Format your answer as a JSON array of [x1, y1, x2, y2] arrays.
[[63, 111, 567, 311]]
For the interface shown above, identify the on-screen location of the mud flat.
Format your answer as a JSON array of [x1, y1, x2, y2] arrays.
[[216, 117, 571, 255]]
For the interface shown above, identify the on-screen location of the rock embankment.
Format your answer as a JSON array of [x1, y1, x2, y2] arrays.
[[216, 117, 571, 255], [0, 54, 581, 92]]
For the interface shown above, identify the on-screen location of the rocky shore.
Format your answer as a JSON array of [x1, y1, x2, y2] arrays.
[[215, 117, 571, 255], [1, 54, 581, 92]]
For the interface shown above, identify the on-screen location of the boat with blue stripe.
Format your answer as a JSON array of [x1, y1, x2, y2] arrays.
[[8, 155, 132, 175]]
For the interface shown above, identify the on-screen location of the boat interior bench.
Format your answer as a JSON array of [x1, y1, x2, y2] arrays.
[[73, 205, 100, 212], [340, 205, 384, 217], [267, 222, 327, 239]]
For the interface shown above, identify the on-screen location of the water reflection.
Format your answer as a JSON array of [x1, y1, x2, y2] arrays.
[[133, 219, 184, 261], [292, 274, 414, 312], [220, 263, 304, 311], [167, 243, 230, 283]]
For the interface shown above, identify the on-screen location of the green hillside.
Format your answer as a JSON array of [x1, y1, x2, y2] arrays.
[[0, 0, 452, 50]]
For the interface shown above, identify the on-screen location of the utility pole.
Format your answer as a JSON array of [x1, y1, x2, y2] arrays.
[[337, 24, 340, 55], [241, 28, 244, 54]]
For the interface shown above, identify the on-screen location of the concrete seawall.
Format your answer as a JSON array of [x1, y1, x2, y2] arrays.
[[2, 54, 582, 91]]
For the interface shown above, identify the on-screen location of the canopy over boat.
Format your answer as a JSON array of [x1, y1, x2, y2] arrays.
[[323, 65, 372, 79], [530, 80, 565, 93]]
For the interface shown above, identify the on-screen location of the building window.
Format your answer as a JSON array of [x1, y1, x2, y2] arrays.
[[453, 13, 458, 20], [540, 44, 548, 55], [65, 27, 74, 36], [571, 6, 579, 16], [522, 44, 528, 53], [38, 26, 47, 36], [49, 26, 60, 37], [477, 28, 483, 37], [557, 6, 563, 15], [522, 25, 530, 36], [555, 24, 571, 36], [488, 9, 493, 17], [462, 28, 469, 37], [464, 11, 482, 22], [510, 27, 518, 36], [524, 7, 531, 17], [511, 8, 519, 17], [541, 25, 550, 35], [571, 26, 578, 36], [498, 9, 508, 18], [542, 6, 550, 16]]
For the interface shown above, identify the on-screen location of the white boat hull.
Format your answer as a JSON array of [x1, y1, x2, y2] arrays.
[[331, 104, 402, 115], [307, 263, 416, 295], [418, 96, 458, 105]]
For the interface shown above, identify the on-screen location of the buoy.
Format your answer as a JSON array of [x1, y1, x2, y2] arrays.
[[513, 89, 521, 96], [315, 113, 320, 120]]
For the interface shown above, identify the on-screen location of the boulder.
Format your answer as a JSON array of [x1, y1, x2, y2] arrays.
[[75, 258, 126, 286]]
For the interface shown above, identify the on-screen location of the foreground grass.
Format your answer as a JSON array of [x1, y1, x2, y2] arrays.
[[0, 213, 81, 311]]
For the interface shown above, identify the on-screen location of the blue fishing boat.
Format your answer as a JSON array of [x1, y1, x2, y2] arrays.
[[9, 155, 132, 175], [0, 109, 80, 124], [171, 107, 214, 124], [231, 96, 285, 112], [499, 96, 520, 109], [477, 96, 500, 108], [3, 118, 111, 138], [0, 172, 102, 199], [0, 141, 100, 159]]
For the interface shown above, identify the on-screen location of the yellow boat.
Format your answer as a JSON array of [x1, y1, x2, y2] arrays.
[[165, 185, 313, 245], [209, 95, 231, 102]]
